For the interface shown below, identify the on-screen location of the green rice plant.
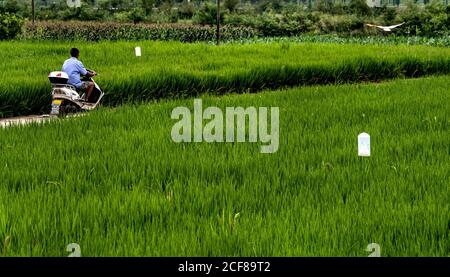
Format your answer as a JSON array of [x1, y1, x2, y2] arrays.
[[0, 76, 449, 256], [0, 40, 449, 118], [229, 35, 450, 47]]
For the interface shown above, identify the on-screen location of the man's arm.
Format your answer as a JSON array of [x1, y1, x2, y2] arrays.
[[77, 61, 96, 77]]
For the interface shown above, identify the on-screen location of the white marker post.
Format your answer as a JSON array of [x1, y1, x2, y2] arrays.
[[135, 47, 141, 57], [358, 132, 370, 157]]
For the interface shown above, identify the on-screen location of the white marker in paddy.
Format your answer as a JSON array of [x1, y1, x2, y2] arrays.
[[358, 132, 370, 157], [135, 46, 141, 57]]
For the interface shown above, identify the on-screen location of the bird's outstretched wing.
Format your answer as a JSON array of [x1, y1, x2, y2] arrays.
[[365, 22, 405, 32], [385, 22, 405, 29]]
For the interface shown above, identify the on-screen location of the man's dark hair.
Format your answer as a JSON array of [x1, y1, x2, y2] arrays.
[[70, 48, 80, 58]]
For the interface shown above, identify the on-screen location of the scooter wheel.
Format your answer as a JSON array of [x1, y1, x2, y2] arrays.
[[59, 102, 80, 116]]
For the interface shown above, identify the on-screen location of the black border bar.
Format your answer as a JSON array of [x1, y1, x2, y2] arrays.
[[0, 257, 449, 275]]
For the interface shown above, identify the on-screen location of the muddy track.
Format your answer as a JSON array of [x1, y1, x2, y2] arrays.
[[0, 114, 86, 128]]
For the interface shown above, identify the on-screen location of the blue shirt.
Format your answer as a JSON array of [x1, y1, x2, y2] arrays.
[[62, 57, 88, 89]]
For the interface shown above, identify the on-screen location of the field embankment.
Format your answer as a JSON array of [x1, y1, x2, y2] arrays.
[[1, 41, 450, 117]]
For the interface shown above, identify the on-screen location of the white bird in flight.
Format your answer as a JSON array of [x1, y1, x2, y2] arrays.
[[366, 22, 405, 32]]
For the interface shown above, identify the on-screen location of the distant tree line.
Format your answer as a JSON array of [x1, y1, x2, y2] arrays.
[[0, 0, 449, 38], [1, 0, 448, 17]]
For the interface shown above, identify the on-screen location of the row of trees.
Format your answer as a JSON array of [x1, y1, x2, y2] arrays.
[[1, 0, 449, 37], [2, 0, 448, 16]]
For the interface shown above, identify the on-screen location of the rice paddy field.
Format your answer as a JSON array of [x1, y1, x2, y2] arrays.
[[0, 38, 449, 257], [1, 40, 450, 117], [0, 72, 449, 256]]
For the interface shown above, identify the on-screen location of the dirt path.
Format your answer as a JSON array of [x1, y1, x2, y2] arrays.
[[0, 113, 86, 128], [0, 115, 56, 128]]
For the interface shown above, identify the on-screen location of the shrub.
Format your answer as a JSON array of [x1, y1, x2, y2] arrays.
[[398, 0, 448, 37], [140, 0, 155, 16], [0, 0, 21, 14], [381, 7, 398, 25], [447, 6, 450, 29], [253, 12, 281, 37], [168, 8, 179, 23], [229, 10, 314, 37], [193, 2, 225, 25], [331, 2, 346, 15], [316, 14, 364, 35], [178, 1, 195, 19], [348, 0, 372, 17], [57, 4, 106, 21], [313, 0, 335, 14], [129, 8, 147, 24], [255, 0, 284, 13], [79, 5, 107, 21], [226, 9, 373, 37], [0, 12, 23, 40], [113, 11, 133, 22], [224, 0, 239, 12], [398, 1, 423, 36], [422, 0, 448, 36]]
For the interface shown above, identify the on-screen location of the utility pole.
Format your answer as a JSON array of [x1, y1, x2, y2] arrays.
[[32, 0, 35, 25], [216, 0, 220, 46]]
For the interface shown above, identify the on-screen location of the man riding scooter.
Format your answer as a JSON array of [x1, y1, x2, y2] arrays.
[[62, 48, 97, 102]]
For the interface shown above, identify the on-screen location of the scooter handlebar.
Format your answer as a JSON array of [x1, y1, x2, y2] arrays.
[[86, 69, 98, 76]]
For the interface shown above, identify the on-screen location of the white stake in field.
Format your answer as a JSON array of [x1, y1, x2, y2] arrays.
[[358, 132, 371, 157], [135, 46, 142, 57]]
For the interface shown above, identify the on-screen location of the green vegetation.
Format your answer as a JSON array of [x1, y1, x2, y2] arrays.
[[231, 35, 450, 47], [0, 12, 23, 40], [224, 1, 449, 37], [19, 20, 450, 45], [2, 0, 449, 37], [1, 40, 450, 118], [20, 21, 256, 42], [0, 76, 449, 256]]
